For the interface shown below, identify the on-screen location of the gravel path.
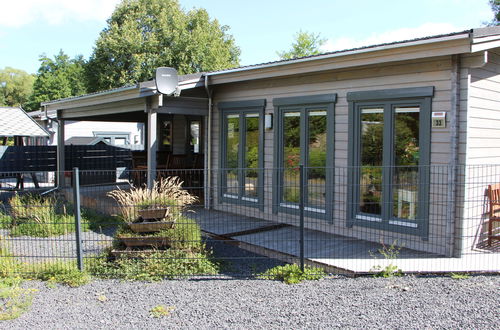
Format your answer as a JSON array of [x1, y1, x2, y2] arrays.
[[4, 275, 499, 329]]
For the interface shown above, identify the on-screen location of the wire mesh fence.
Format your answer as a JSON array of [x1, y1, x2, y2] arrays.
[[0, 165, 499, 279]]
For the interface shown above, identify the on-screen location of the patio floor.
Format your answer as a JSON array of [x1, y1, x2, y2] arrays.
[[191, 207, 500, 275]]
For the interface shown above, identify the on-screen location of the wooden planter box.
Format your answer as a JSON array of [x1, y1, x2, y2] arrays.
[[138, 208, 169, 220], [128, 220, 176, 233], [118, 236, 170, 248]]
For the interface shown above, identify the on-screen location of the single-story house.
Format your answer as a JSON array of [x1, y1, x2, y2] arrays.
[[41, 27, 500, 259]]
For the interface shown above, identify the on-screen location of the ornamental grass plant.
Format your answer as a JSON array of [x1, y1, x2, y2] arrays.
[[107, 177, 197, 222]]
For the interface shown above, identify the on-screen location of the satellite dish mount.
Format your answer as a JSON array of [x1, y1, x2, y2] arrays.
[[155, 67, 180, 96]]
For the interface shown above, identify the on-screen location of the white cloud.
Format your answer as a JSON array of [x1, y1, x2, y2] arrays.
[[0, 0, 121, 27], [321, 23, 464, 53]]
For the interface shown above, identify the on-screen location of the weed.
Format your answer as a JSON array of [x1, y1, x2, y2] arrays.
[[258, 264, 326, 284], [0, 279, 37, 321], [450, 273, 470, 279], [369, 240, 403, 278], [31, 262, 91, 287], [87, 250, 219, 281], [1, 239, 90, 288], [0, 236, 24, 277], [150, 305, 175, 318]]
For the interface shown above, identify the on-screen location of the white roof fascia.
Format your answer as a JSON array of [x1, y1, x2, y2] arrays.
[[41, 84, 148, 107], [206, 33, 471, 77], [471, 36, 500, 53]]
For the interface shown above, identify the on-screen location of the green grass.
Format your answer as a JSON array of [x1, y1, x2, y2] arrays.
[[258, 264, 326, 284], [1, 194, 116, 238], [88, 249, 218, 281], [29, 261, 91, 287], [1, 236, 90, 287]]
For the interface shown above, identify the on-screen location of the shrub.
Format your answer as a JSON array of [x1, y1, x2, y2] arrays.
[[259, 264, 326, 284], [108, 177, 197, 222]]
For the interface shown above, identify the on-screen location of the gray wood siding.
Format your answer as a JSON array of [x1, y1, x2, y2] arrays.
[[460, 49, 500, 253], [210, 56, 460, 255]]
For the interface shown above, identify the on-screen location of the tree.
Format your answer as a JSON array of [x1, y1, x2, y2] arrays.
[[0, 67, 35, 108], [26, 51, 87, 111], [277, 31, 326, 60], [86, 0, 240, 92], [488, 0, 500, 26]]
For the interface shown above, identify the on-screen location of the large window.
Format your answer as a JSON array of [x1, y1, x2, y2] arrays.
[[219, 99, 265, 206], [347, 87, 433, 237], [93, 132, 130, 145], [273, 94, 336, 218]]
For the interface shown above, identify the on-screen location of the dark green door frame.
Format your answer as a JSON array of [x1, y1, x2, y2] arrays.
[[347, 86, 433, 238]]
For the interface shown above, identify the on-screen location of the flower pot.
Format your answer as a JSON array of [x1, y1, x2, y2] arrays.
[[128, 220, 176, 233], [118, 236, 170, 248], [137, 208, 169, 220]]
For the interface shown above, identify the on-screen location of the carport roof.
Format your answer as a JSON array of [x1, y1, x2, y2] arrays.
[[0, 107, 49, 137]]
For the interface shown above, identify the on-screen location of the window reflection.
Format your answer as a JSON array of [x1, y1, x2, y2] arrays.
[[360, 108, 383, 216]]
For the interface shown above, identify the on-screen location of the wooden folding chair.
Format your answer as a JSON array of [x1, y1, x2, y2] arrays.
[[487, 184, 500, 246]]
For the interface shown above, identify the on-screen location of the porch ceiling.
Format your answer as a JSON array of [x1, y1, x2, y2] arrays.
[[55, 94, 208, 121]]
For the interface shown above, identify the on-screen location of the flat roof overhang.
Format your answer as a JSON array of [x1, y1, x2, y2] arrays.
[[44, 79, 208, 122], [205, 27, 500, 85]]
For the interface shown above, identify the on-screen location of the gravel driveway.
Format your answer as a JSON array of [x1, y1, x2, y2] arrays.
[[4, 275, 499, 329]]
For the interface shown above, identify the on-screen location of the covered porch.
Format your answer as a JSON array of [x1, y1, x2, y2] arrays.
[[42, 75, 210, 197]]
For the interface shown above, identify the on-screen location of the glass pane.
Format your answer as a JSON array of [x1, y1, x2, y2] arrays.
[[307, 110, 327, 208], [244, 114, 259, 198], [392, 106, 420, 220], [161, 120, 172, 147], [115, 137, 127, 145], [225, 115, 239, 195], [283, 112, 301, 203], [190, 121, 200, 154], [360, 108, 384, 216]]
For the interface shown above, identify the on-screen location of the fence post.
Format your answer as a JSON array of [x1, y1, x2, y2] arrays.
[[299, 164, 305, 272], [72, 167, 84, 271]]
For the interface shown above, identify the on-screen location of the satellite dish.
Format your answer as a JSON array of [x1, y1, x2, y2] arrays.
[[155, 67, 179, 95]]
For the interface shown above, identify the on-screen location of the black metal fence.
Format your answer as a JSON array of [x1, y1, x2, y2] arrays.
[[0, 165, 499, 279]]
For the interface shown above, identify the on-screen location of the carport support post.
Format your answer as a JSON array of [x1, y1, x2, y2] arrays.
[[299, 164, 305, 272], [146, 96, 160, 189], [72, 167, 84, 271], [56, 119, 65, 188]]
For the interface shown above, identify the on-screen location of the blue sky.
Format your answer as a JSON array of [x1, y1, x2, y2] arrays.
[[0, 0, 494, 74]]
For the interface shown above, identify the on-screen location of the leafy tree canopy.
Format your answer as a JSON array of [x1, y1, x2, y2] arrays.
[[0, 67, 35, 108], [25, 51, 87, 111], [277, 30, 327, 60], [488, 0, 500, 26], [86, 0, 240, 92]]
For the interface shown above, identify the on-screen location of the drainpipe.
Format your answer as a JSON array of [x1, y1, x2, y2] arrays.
[[446, 54, 460, 257], [204, 75, 213, 209]]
